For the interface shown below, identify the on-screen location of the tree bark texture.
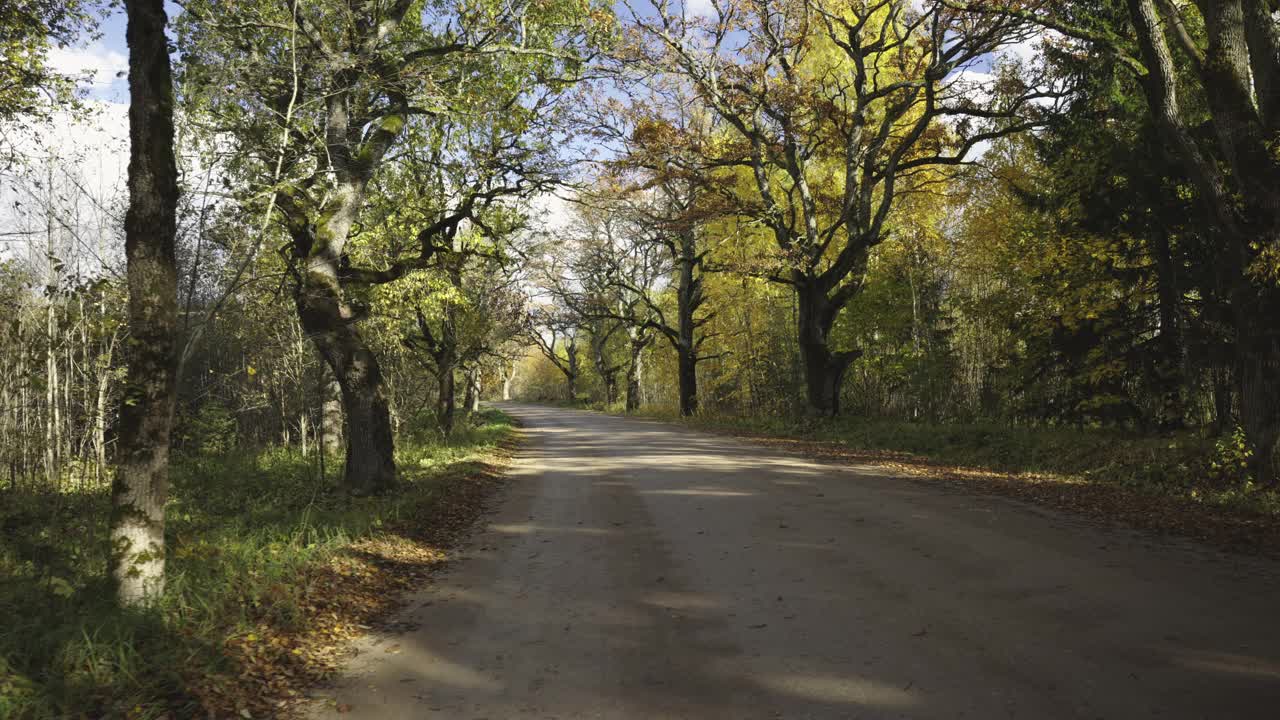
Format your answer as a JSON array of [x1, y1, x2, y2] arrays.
[[110, 0, 180, 607], [796, 282, 860, 417], [625, 333, 647, 413], [463, 367, 481, 413], [437, 364, 457, 435], [675, 232, 703, 417], [295, 260, 397, 494], [502, 363, 515, 401], [677, 346, 698, 417], [322, 376, 344, 454]]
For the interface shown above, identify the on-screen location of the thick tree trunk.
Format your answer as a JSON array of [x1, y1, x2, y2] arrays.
[[1127, 0, 1280, 479], [321, 376, 344, 454], [335, 361, 397, 494], [677, 345, 698, 417], [590, 332, 619, 406], [625, 335, 646, 413], [296, 275, 396, 495], [565, 337, 580, 403], [437, 364, 456, 435], [796, 284, 859, 417], [502, 363, 514, 401], [675, 232, 702, 417], [463, 367, 480, 413], [1236, 285, 1280, 485], [109, 0, 180, 607]]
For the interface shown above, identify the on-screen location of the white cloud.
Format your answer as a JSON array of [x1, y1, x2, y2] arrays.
[[43, 101, 131, 197], [0, 101, 130, 268], [531, 192, 574, 233], [46, 42, 128, 89], [1000, 39, 1040, 64], [684, 0, 717, 18]]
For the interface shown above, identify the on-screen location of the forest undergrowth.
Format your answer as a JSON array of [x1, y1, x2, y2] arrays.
[[0, 410, 516, 720]]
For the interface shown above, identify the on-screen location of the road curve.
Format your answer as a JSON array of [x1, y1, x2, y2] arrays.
[[311, 403, 1280, 719]]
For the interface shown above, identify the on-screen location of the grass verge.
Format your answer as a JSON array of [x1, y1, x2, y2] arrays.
[[0, 409, 517, 719], [627, 407, 1280, 554]]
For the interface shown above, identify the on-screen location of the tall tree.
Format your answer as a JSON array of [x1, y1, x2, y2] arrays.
[[109, 0, 180, 606], [625, 0, 1050, 415], [565, 194, 666, 411], [563, 185, 712, 415], [579, 77, 726, 416], [399, 244, 527, 434], [528, 307, 582, 401], [178, 0, 604, 493], [972, 0, 1280, 478]]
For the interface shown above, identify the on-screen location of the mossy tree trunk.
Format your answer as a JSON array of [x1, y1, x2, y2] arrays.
[[109, 0, 180, 607]]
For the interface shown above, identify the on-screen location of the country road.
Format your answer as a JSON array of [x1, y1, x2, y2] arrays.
[[311, 403, 1280, 719]]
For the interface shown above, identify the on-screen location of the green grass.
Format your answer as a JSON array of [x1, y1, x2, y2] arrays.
[[0, 409, 514, 719], [629, 406, 1280, 518]]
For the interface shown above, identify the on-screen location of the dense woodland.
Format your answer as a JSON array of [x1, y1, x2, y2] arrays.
[[2, 0, 1280, 715]]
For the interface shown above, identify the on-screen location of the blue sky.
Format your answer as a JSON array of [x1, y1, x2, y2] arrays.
[[46, 4, 163, 105]]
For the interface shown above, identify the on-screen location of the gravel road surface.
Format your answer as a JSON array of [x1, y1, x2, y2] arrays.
[[310, 403, 1280, 719]]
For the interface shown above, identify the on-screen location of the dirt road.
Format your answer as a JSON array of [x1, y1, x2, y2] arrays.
[[311, 403, 1280, 719]]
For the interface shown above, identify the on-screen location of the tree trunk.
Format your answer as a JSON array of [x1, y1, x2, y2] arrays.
[[1126, 0, 1280, 480], [502, 362, 514, 401], [45, 291, 57, 486], [321, 376, 344, 454], [1213, 363, 1234, 434], [677, 344, 698, 417], [1151, 230, 1187, 431], [95, 333, 116, 486], [461, 371, 475, 415], [462, 366, 480, 413], [590, 330, 619, 406], [565, 337, 580, 403], [625, 335, 646, 413], [296, 277, 396, 494], [109, 0, 180, 607], [437, 363, 456, 435], [675, 230, 702, 417], [1236, 288, 1280, 485], [796, 283, 859, 417], [336, 361, 397, 494], [44, 162, 59, 487]]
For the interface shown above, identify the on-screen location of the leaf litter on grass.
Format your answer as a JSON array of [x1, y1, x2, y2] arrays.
[[190, 431, 521, 720], [714, 430, 1280, 557]]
